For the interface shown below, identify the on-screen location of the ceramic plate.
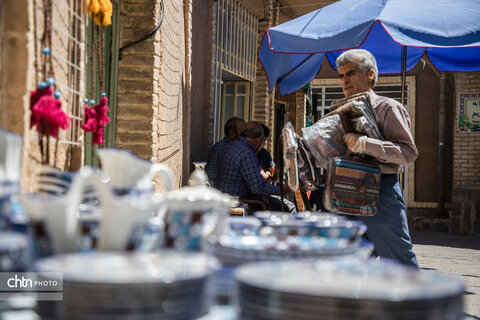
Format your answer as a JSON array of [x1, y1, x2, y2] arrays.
[[35, 251, 219, 284], [235, 259, 464, 301]]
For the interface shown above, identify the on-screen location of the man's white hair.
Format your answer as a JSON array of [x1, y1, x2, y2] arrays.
[[336, 49, 378, 87]]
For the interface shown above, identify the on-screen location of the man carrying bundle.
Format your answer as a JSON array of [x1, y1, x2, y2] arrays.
[[336, 49, 419, 268]]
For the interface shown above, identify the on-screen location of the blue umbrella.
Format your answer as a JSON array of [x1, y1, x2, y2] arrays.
[[259, 0, 480, 96]]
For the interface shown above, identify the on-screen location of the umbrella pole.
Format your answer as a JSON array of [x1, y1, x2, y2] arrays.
[[401, 46, 407, 106], [400, 46, 407, 193], [437, 73, 446, 218]]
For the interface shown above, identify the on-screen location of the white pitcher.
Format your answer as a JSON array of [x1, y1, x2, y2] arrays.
[[0, 128, 22, 189], [71, 167, 172, 251], [0, 129, 25, 231], [96, 148, 174, 193], [20, 163, 174, 254]]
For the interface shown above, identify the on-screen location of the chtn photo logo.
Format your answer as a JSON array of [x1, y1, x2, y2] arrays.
[[5, 274, 59, 289], [7, 274, 33, 288], [0, 272, 63, 301]]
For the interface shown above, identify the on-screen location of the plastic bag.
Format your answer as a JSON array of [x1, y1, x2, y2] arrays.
[[282, 122, 298, 191], [301, 114, 347, 169]]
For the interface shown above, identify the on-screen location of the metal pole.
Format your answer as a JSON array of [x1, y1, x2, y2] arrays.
[[437, 73, 446, 217], [400, 46, 407, 192], [401, 46, 407, 106]]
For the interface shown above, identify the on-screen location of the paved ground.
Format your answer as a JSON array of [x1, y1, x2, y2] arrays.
[[411, 230, 480, 319]]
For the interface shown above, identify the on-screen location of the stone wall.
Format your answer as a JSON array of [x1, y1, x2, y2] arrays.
[[450, 73, 480, 235]]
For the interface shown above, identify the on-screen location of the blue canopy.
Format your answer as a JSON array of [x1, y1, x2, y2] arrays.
[[259, 0, 480, 95]]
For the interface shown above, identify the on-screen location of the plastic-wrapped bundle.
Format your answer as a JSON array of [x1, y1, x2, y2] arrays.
[[328, 92, 384, 140], [282, 122, 299, 190], [296, 137, 322, 192], [351, 116, 383, 140], [301, 114, 347, 169], [302, 92, 384, 169]]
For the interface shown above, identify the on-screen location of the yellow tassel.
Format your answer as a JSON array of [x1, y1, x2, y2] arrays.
[[87, 0, 112, 26], [87, 0, 101, 15]]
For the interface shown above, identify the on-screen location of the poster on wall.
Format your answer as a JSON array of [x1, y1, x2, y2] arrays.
[[458, 94, 480, 132]]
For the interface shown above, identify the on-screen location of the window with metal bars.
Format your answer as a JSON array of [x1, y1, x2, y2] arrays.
[[213, 0, 258, 142], [33, 0, 88, 146], [215, 0, 258, 82], [313, 84, 409, 120]]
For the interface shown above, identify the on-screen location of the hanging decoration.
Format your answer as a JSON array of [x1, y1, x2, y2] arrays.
[[82, 94, 110, 145], [82, 0, 111, 149], [30, 0, 71, 165], [87, 0, 113, 26]]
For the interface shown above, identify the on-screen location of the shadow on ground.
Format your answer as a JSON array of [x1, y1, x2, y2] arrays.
[[411, 230, 480, 250]]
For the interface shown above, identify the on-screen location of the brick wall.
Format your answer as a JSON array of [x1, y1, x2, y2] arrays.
[[117, 0, 156, 158], [183, 0, 192, 183], [0, 0, 29, 135], [118, 0, 185, 189], [7, 0, 83, 191], [1, 0, 31, 190], [295, 91, 305, 135], [153, 0, 185, 188], [189, 1, 214, 168], [253, 0, 277, 152], [453, 73, 480, 186], [450, 72, 480, 236]]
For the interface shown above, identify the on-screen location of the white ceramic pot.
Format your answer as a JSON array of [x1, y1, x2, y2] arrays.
[[157, 168, 236, 251]]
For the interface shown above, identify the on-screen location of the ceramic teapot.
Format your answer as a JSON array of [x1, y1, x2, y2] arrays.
[[20, 163, 174, 254], [157, 167, 236, 251]]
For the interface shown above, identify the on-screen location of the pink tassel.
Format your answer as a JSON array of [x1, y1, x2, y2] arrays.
[[29, 87, 53, 129], [82, 97, 110, 145], [31, 95, 71, 137]]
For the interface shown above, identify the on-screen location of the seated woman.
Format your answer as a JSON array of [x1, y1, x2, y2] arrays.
[[258, 124, 276, 183]]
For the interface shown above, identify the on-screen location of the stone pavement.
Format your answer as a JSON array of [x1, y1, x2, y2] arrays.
[[411, 230, 480, 319]]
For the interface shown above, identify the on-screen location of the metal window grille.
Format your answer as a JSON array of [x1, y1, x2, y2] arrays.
[[313, 84, 409, 119], [216, 0, 257, 82], [213, 0, 258, 142], [33, 0, 87, 146]]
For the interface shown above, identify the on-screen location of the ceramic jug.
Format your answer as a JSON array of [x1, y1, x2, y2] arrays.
[[157, 167, 235, 251], [0, 129, 26, 231], [20, 163, 174, 254], [0, 128, 22, 196], [97, 148, 174, 194]]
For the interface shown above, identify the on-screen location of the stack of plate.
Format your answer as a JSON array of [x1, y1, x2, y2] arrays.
[[207, 213, 372, 302], [235, 259, 464, 320], [0, 231, 30, 271], [208, 212, 370, 266], [34, 251, 219, 320], [207, 234, 368, 266]]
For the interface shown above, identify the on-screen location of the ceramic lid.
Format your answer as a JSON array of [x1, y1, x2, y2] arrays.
[[163, 169, 236, 210]]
